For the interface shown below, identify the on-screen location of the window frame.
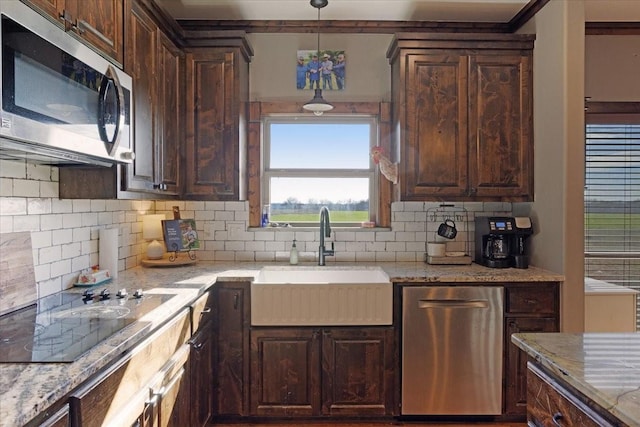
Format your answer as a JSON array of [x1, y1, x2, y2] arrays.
[[261, 115, 379, 227], [584, 101, 640, 329]]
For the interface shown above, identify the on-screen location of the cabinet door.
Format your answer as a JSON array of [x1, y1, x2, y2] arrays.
[[156, 31, 184, 196], [67, 0, 124, 65], [185, 51, 241, 200], [189, 324, 214, 427], [468, 54, 533, 199], [21, 0, 65, 23], [402, 54, 469, 200], [215, 282, 250, 417], [321, 327, 394, 416], [504, 317, 557, 415], [124, 0, 157, 193], [250, 328, 321, 417]]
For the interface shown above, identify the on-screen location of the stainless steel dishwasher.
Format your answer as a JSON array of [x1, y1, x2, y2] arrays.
[[401, 286, 503, 415]]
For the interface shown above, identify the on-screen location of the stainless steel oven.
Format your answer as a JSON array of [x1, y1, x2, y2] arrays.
[[0, 1, 134, 166]]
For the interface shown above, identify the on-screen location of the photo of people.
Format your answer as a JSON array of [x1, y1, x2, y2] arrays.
[[296, 50, 345, 91]]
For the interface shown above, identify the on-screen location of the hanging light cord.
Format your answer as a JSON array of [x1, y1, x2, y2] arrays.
[[316, 6, 321, 89]]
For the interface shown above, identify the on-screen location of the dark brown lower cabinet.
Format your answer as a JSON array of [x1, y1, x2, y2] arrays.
[[527, 362, 620, 427], [250, 327, 394, 418], [214, 282, 251, 418], [503, 283, 560, 417], [189, 319, 215, 427]]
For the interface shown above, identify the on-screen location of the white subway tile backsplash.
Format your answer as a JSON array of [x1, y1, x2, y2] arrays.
[[215, 210, 235, 221], [28, 198, 52, 215], [81, 212, 98, 226], [51, 199, 73, 214], [73, 200, 91, 212], [0, 160, 27, 178], [52, 229, 73, 245], [2, 164, 517, 297], [26, 163, 52, 181], [41, 214, 63, 231], [13, 215, 39, 232], [50, 259, 72, 278], [39, 246, 62, 264], [393, 211, 416, 222], [0, 216, 12, 232], [1, 197, 27, 215], [14, 179, 39, 197]]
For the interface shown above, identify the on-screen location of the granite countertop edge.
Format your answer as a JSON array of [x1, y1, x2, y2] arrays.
[[1, 261, 563, 426], [511, 332, 640, 427]]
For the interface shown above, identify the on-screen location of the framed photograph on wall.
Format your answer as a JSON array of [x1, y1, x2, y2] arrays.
[[297, 50, 345, 91]]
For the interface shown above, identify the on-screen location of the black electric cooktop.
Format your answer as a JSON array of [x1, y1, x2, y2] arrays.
[[0, 290, 175, 363]]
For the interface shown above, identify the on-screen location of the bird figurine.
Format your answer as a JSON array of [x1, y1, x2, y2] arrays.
[[371, 146, 398, 184]]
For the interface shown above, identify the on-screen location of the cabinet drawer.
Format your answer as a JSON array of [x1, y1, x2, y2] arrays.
[[506, 285, 557, 315], [70, 309, 190, 426], [527, 362, 616, 427], [191, 290, 214, 333]]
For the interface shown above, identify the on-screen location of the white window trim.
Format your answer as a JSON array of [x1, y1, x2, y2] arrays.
[[262, 115, 379, 227]]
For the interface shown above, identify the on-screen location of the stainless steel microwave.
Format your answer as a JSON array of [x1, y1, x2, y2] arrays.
[[0, 1, 134, 167]]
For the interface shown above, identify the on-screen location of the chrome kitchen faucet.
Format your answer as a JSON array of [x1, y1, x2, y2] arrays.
[[318, 206, 334, 265]]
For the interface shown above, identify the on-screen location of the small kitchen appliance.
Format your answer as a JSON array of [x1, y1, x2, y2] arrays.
[[474, 216, 533, 268], [0, 2, 134, 166]]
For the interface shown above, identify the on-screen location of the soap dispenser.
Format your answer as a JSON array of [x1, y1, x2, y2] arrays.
[[289, 239, 299, 265]]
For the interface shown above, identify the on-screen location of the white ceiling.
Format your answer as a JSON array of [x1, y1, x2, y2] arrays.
[[155, 0, 640, 22]]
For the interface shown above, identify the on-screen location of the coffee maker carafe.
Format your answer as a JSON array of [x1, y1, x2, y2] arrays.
[[474, 216, 533, 268]]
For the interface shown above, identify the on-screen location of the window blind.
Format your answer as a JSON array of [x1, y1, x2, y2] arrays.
[[585, 119, 640, 329]]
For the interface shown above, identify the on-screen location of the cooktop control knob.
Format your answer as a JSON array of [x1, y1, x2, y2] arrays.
[[82, 289, 94, 303], [99, 289, 110, 300], [133, 289, 144, 299], [116, 288, 128, 299]]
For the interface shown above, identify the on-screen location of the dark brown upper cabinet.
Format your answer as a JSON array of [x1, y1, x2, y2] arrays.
[[183, 35, 252, 200], [387, 33, 535, 202], [22, 0, 124, 65], [123, 0, 183, 197]]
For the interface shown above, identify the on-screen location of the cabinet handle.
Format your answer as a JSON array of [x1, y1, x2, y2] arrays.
[[142, 394, 159, 427], [233, 293, 239, 310], [200, 307, 212, 316], [552, 412, 564, 426], [76, 19, 116, 47], [312, 329, 320, 339]]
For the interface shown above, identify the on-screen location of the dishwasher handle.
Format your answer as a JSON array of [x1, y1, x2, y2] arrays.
[[418, 299, 490, 309]]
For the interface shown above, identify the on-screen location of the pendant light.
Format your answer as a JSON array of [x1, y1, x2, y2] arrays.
[[303, 0, 334, 116]]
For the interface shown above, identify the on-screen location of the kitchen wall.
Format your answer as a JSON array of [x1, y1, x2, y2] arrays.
[[1, 17, 637, 315], [1, 159, 513, 297]]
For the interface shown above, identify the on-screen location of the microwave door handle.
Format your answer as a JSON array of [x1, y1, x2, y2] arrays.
[[97, 67, 123, 155]]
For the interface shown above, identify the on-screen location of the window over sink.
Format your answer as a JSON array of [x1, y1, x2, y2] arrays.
[[262, 116, 378, 227]]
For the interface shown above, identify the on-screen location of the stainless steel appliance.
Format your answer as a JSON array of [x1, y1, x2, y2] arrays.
[[0, 1, 134, 166], [474, 216, 533, 268], [0, 289, 175, 363], [401, 286, 503, 415]]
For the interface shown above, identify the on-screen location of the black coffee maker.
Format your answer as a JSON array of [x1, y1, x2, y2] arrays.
[[474, 216, 533, 268]]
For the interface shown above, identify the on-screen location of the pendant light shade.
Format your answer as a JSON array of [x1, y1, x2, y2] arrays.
[[303, 0, 333, 115]]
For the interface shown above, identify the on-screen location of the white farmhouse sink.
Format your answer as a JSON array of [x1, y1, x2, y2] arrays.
[[251, 266, 392, 326]]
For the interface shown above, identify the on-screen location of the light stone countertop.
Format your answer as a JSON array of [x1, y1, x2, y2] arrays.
[[512, 332, 640, 427], [0, 261, 562, 427]]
